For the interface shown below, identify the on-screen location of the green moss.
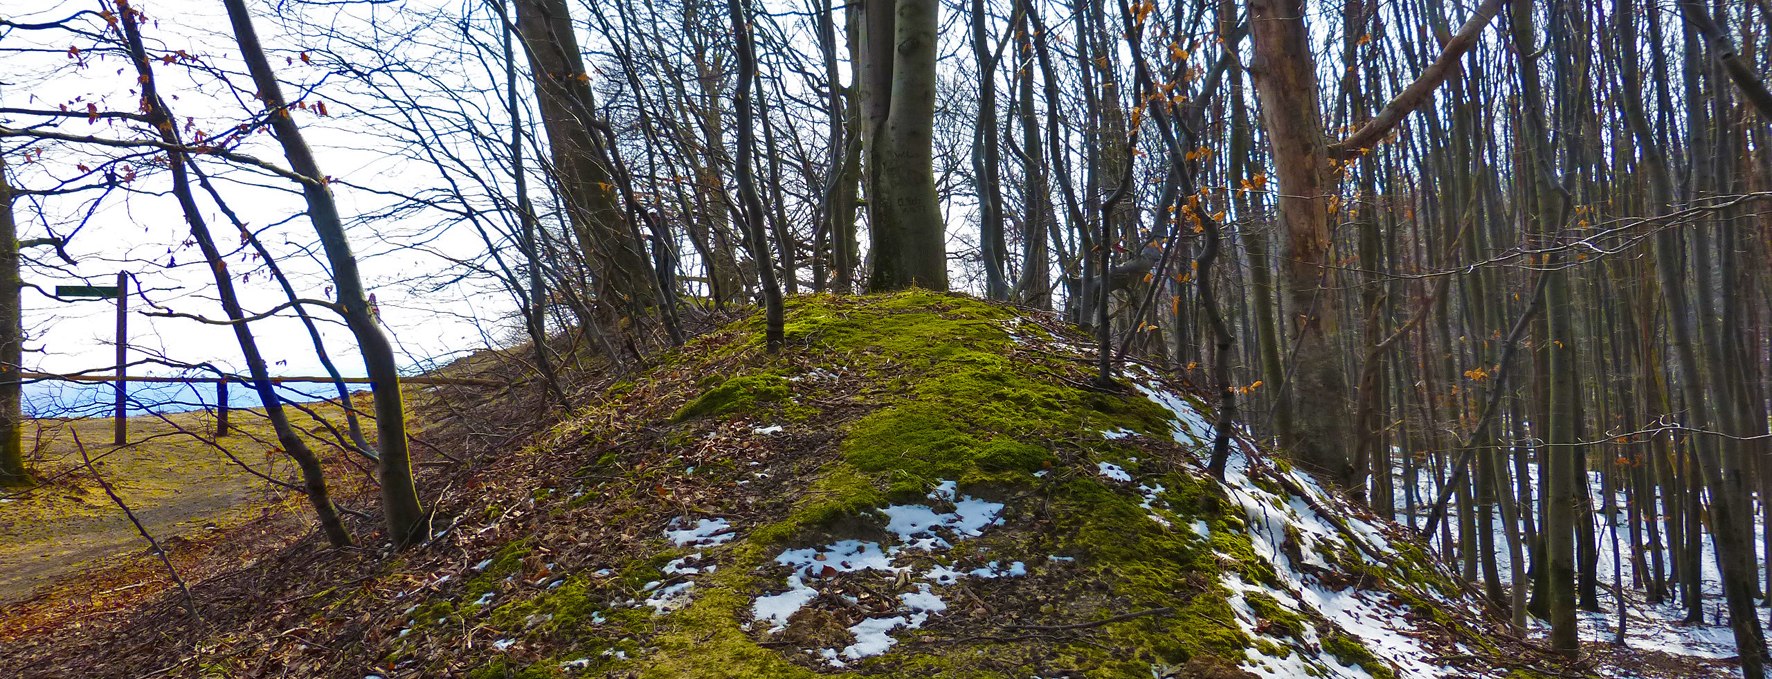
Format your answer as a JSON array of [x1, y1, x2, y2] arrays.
[[1244, 592, 1306, 641], [638, 556, 818, 679], [521, 291, 1476, 677], [466, 659, 562, 679], [1320, 632, 1395, 679], [749, 465, 885, 546], [674, 374, 791, 421]]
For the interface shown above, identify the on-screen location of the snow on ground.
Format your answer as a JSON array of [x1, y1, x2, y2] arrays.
[[749, 481, 1040, 664], [1392, 455, 1758, 665], [1130, 370, 1467, 678], [664, 517, 735, 547]]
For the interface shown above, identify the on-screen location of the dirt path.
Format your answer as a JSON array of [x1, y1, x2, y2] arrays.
[[0, 406, 351, 603]]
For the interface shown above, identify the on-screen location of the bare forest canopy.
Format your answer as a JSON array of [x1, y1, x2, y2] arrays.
[[2, 0, 1772, 676]]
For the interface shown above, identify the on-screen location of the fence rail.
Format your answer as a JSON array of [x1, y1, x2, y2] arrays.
[[19, 371, 500, 441]]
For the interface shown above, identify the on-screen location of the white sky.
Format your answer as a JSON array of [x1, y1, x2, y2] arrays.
[[4, 0, 523, 388]]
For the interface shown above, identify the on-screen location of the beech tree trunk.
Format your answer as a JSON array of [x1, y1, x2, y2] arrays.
[[860, 0, 948, 291], [1246, 0, 1353, 484], [0, 153, 27, 487], [511, 0, 654, 311]]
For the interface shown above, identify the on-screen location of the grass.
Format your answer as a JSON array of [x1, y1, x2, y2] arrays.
[[0, 396, 373, 603]]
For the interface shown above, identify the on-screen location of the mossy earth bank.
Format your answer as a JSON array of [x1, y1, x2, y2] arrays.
[[390, 291, 1515, 678], [17, 291, 1544, 678]]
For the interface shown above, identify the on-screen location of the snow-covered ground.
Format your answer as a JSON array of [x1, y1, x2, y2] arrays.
[[1391, 452, 1759, 670], [1124, 366, 1492, 678]]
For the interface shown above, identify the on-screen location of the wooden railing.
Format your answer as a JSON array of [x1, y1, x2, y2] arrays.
[[19, 371, 500, 441]]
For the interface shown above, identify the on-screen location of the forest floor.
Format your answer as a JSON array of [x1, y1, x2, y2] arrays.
[[0, 399, 371, 604]]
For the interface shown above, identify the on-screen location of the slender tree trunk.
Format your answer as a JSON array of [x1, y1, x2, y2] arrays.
[[729, 0, 784, 351], [125, 1, 350, 546], [1012, 12, 1050, 309], [971, 0, 1008, 300], [499, 0, 566, 406], [221, 0, 426, 547]]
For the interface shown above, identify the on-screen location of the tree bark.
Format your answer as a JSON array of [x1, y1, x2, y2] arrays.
[[511, 0, 654, 311], [860, 0, 948, 291], [125, 0, 349, 546], [1246, 0, 1353, 484], [728, 0, 784, 351], [0, 153, 28, 487]]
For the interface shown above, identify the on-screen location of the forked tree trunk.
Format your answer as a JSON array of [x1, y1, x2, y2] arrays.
[[859, 0, 948, 291]]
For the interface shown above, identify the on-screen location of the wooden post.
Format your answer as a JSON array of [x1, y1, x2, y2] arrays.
[[216, 378, 229, 437], [114, 272, 127, 446]]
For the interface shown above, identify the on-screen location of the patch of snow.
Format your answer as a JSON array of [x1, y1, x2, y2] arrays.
[[753, 575, 819, 631], [930, 480, 958, 500], [819, 648, 846, 667], [663, 553, 704, 575], [644, 581, 694, 613], [1097, 461, 1132, 482], [840, 616, 911, 660], [1138, 483, 1166, 509], [491, 638, 515, 651], [472, 558, 493, 571], [777, 540, 897, 576], [924, 564, 964, 585], [967, 560, 1028, 579], [473, 591, 495, 606], [878, 489, 1004, 544], [898, 584, 946, 614], [1133, 382, 1217, 446], [560, 658, 591, 670], [1102, 427, 1136, 440], [753, 425, 784, 434], [664, 517, 734, 547]]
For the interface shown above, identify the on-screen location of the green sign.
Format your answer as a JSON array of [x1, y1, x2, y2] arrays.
[[56, 285, 120, 299]]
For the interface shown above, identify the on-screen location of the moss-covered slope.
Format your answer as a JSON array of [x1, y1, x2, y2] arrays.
[[353, 292, 1513, 678]]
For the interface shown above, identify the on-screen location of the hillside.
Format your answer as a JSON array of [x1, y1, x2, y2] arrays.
[[2, 292, 1565, 677]]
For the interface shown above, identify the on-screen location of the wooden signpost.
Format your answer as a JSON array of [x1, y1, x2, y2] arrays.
[[38, 273, 500, 444], [56, 272, 128, 444]]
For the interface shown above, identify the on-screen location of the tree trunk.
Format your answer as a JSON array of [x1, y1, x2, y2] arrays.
[[127, 1, 350, 546], [220, 0, 427, 547], [511, 0, 653, 311], [1246, 0, 1353, 485], [728, 0, 784, 351], [0, 153, 28, 487], [860, 0, 948, 291]]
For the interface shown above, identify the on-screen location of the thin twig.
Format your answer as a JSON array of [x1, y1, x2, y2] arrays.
[[71, 426, 201, 623]]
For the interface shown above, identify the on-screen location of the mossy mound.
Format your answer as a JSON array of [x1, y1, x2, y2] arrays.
[[296, 292, 1519, 678]]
